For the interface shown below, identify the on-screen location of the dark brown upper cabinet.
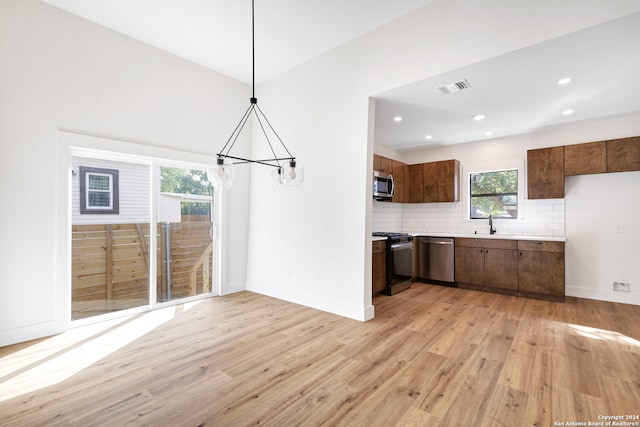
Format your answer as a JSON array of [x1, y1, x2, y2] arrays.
[[391, 160, 407, 203], [438, 159, 460, 202], [607, 136, 640, 173], [408, 164, 424, 203], [422, 162, 439, 203], [564, 141, 607, 176], [407, 160, 460, 203], [373, 154, 393, 174], [527, 146, 565, 199]]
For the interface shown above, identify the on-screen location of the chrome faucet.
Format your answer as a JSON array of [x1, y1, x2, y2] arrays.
[[489, 214, 496, 235]]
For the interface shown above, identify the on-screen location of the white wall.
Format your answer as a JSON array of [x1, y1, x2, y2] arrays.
[[244, 1, 640, 321], [566, 171, 640, 305], [0, 0, 251, 346]]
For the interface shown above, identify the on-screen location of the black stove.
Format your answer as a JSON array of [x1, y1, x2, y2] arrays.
[[372, 232, 412, 242], [373, 232, 413, 295]]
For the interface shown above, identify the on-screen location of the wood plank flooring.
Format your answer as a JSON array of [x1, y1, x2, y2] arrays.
[[1, 284, 639, 426]]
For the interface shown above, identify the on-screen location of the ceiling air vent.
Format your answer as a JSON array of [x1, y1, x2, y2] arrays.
[[437, 79, 471, 94]]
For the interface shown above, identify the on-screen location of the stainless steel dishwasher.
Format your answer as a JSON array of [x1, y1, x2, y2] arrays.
[[418, 237, 455, 285]]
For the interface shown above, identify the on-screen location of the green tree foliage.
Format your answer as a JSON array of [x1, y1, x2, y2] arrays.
[[470, 170, 518, 218], [160, 167, 212, 196], [160, 167, 213, 215]]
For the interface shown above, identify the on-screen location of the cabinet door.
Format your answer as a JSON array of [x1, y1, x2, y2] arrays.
[[438, 160, 460, 202], [455, 247, 485, 286], [527, 146, 564, 199], [564, 141, 607, 176], [484, 248, 517, 290], [607, 136, 640, 172], [392, 160, 406, 203], [372, 241, 386, 294], [517, 250, 565, 296], [374, 154, 393, 174], [373, 154, 382, 172], [408, 164, 424, 203], [423, 162, 439, 203]]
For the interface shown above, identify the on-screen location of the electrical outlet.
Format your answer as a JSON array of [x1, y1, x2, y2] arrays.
[[613, 282, 630, 292]]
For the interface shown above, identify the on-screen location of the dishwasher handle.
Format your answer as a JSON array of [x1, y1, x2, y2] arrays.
[[424, 237, 454, 245], [391, 242, 413, 251]]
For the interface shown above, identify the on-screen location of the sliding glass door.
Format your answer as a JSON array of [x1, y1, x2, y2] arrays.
[[71, 156, 151, 320], [70, 153, 216, 321], [157, 166, 214, 303]]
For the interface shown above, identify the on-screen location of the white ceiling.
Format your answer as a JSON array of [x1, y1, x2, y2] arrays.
[[40, 2, 640, 150], [374, 11, 640, 150], [41, 0, 434, 83]]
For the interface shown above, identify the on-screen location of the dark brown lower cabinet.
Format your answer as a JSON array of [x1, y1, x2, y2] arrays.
[[372, 240, 386, 294], [455, 239, 517, 290], [485, 248, 518, 290], [517, 241, 565, 297], [456, 238, 565, 301]]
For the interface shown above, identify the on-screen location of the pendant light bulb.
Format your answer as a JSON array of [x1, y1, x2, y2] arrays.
[[281, 160, 304, 187], [208, 157, 233, 190]]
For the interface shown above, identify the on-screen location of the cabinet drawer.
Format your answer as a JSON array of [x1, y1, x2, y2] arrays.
[[518, 240, 564, 253], [456, 238, 517, 250]]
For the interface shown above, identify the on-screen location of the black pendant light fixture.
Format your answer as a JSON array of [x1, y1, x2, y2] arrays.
[[208, 0, 303, 190]]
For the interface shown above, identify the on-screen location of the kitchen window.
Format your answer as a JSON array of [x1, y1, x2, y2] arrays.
[[80, 166, 119, 214], [470, 169, 518, 219]]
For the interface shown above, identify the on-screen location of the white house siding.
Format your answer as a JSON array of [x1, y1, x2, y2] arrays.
[[72, 156, 150, 225]]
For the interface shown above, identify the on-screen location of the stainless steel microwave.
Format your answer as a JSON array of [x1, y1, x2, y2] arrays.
[[373, 170, 395, 200]]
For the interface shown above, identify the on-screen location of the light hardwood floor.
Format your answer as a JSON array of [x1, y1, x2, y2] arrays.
[[1, 284, 639, 426]]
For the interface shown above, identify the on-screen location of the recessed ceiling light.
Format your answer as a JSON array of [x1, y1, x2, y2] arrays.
[[485, 131, 493, 137], [473, 114, 485, 121], [558, 77, 572, 85], [563, 109, 574, 116], [394, 116, 402, 122], [425, 135, 433, 140]]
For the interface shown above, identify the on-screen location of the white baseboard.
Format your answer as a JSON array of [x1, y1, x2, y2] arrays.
[[246, 280, 374, 322], [0, 320, 65, 347], [565, 286, 640, 306]]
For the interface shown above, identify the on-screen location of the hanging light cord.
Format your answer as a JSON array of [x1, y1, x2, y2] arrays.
[[216, 0, 295, 169]]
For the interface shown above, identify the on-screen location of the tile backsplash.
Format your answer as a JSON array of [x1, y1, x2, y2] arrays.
[[373, 199, 565, 237]]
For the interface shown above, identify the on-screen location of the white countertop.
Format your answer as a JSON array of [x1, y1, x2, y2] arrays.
[[408, 232, 566, 242], [372, 232, 565, 242]]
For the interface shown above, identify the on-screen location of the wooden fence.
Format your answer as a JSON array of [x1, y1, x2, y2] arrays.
[[72, 221, 213, 320]]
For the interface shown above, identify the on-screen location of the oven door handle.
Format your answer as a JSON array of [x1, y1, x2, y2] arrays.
[[390, 242, 413, 251]]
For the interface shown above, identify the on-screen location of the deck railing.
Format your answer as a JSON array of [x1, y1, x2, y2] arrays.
[[71, 220, 214, 320]]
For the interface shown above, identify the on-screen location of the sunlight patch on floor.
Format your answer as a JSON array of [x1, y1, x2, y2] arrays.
[[0, 306, 176, 402], [0, 315, 135, 379], [183, 299, 204, 312], [569, 323, 640, 346]]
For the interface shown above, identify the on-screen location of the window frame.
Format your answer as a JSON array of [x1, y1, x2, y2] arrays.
[[463, 159, 525, 221], [79, 166, 120, 214], [469, 169, 519, 219]]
